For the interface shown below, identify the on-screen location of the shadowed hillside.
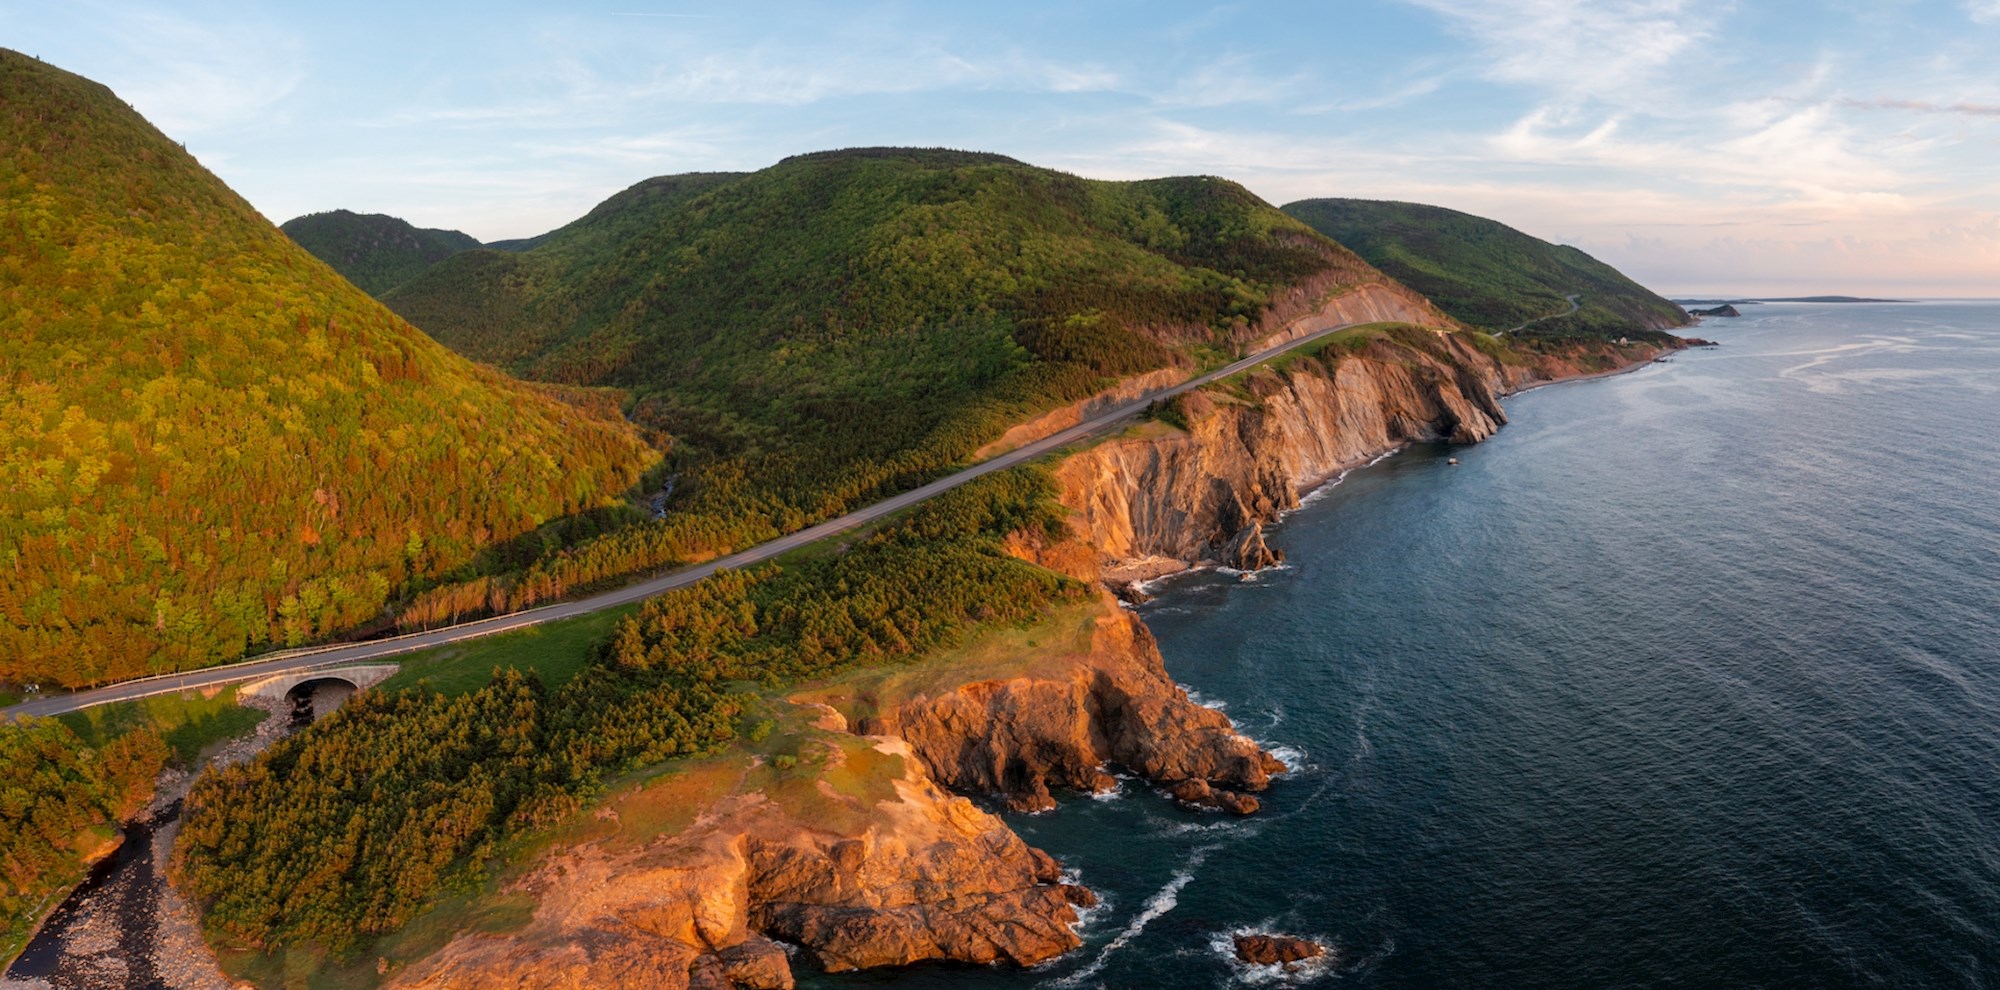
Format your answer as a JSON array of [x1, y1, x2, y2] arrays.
[[280, 210, 481, 295], [1283, 198, 1688, 340], [0, 50, 659, 686]]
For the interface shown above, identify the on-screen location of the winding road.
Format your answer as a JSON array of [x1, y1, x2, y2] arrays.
[[4, 315, 1402, 721], [1503, 293, 1581, 334]]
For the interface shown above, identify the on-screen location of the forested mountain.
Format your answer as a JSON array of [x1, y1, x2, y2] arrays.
[[1283, 198, 1688, 339], [380, 148, 1396, 621], [0, 50, 659, 687], [279, 210, 481, 295]]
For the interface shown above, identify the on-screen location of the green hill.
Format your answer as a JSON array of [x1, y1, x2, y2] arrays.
[[0, 50, 659, 687], [1282, 198, 1687, 339], [279, 209, 481, 295], [382, 148, 1396, 617]]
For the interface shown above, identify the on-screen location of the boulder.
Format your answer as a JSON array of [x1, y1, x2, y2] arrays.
[[1233, 932, 1326, 967]]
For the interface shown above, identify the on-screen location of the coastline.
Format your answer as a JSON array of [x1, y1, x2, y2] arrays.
[[1088, 342, 1680, 588], [1505, 348, 1677, 396], [14, 337, 1685, 990]]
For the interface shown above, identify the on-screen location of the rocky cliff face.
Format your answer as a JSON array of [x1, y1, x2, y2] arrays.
[[388, 736, 1094, 990], [863, 596, 1283, 815], [973, 280, 1452, 460], [1248, 279, 1459, 350], [1055, 329, 1674, 580]]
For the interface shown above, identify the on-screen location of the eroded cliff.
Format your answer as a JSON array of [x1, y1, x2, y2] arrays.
[[387, 733, 1093, 990], [1055, 326, 1676, 581], [809, 595, 1284, 816]]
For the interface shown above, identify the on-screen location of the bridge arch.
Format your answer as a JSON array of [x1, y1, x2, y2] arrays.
[[285, 676, 358, 723], [238, 664, 399, 724]]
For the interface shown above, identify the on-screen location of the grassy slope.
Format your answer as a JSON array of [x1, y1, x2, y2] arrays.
[[1283, 198, 1688, 340], [0, 50, 660, 686], [279, 210, 481, 296]]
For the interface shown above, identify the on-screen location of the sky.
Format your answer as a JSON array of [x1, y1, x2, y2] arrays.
[[8, 0, 2000, 296]]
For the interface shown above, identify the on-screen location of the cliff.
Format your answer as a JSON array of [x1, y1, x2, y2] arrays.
[[974, 280, 1454, 460], [388, 733, 1094, 990], [826, 595, 1284, 816], [1054, 326, 1677, 581]]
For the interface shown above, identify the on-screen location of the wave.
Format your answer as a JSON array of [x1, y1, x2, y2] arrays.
[[1060, 868, 1113, 939], [1046, 844, 1218, 987], [1263, 743, 1310, 774], [1290, 446, 1407, 515], [1183, 689, 1228, 713], [1206, 925, 1338, 985]]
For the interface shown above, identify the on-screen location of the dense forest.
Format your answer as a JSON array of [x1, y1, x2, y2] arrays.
[[1282, 198, 1689, 340], [0, 719, 165, 959], [378, 149, 1396, 625], [278, 210, 481, 296], [0, 50, 660, 687], [173, 468, 1081, 953]]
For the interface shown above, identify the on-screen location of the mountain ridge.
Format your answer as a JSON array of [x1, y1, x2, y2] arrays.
[[279, 209, 481, 295], [1282, 197, 1689, 339]]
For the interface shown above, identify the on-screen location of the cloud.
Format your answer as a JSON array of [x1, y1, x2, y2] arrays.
[[386, 37, 1122, 128], [1970, 0, 2000, 23], [1843, 97, 2000, 118], [1397, 0, 1714, 103], [88, 3, 305, 135]]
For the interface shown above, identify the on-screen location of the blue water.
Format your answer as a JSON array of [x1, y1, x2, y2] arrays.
[[816, 301, 2000, 988]]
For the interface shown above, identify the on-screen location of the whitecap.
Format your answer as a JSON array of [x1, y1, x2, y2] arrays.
[[1059, 869, 1112, 939], [1047, 845, 1217, 987], [1289, 446, 1405, 516], [1184, 689, 1228, 713], [1206, 925, 1338, 985], [1263, 743, 1309, 773]]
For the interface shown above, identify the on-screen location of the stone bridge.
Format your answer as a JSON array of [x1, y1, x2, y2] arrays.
[[238, 664, 400, 719]]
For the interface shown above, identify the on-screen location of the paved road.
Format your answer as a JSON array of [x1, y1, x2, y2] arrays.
[[1502, 293, 1581, 335], [4, 316, 1392, 721]]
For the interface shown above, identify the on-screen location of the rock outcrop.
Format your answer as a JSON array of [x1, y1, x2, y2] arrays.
[[1248, 279, 1458, 351], [389, 737, 1093, 990], [1233, 932, 1327, 967], [866, 597, 1283, 815]]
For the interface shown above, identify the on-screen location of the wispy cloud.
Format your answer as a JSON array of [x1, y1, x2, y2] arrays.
[[1399, 0, 1714, 103], [88, 2, 305, 135], [1969, 0, 2000, 24], [386, 38, 1121, 127], [1843, 97, 2000, 118]]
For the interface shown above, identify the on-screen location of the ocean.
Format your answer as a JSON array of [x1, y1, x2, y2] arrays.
[[808, 300, 2000, 988]]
